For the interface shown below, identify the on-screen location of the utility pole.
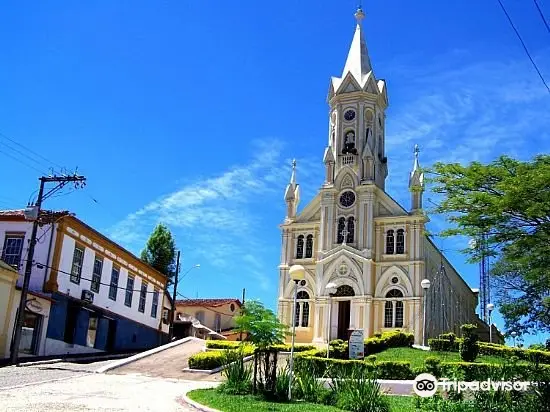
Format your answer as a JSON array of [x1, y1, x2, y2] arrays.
[[168, 251, 181, 341], [10, 173, 86, 365]]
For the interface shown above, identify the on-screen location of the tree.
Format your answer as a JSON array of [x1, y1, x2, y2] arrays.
[[235, 300, 288, 349], [429, 155, 550, 335], [141, 223, 177, 285]]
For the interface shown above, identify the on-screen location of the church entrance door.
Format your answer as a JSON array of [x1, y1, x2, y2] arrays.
[[337, 300, 351, 340]]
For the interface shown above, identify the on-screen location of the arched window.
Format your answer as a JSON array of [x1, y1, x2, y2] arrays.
[[384, 289, 404, 328], [334, 285, 355, 297], [337, 217, 346, 244], [346, 217, 355, 243], [296, 235, 304, 259], [305, 235, 313, 258], [386, 230, 395, 254], [342, 130, 357, 155], [294, 291, 310, 327], [396, 229, 405, 254]]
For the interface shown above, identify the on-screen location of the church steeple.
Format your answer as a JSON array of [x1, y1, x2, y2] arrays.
[[341, 7, 373, 85], [325, 6, 388, 191], [284, 159, 300, 220]]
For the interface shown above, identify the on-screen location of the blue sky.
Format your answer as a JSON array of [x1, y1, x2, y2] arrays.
[[1, 1, 549, 345]]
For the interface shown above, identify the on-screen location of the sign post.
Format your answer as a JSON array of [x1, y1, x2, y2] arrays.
[[348, 329, 364, 360]]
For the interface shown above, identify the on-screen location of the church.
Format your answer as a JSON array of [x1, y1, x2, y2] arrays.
[[277, 8, 481, 345]]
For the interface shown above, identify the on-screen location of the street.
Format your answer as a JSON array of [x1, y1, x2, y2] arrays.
[[0, 360, 217, 411]]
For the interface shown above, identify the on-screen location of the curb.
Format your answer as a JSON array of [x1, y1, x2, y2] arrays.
[[179, 393, 221, 412], [95, 337, 203, 374], [18, 358, 63, 367], [183, 355, 254, 375]]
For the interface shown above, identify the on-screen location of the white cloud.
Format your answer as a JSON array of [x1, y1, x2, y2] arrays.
[[108, 138, 320, 291]]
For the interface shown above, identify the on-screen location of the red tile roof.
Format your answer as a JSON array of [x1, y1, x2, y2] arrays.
[[175, 298, 241, 308], [0, 209, 71, 222]]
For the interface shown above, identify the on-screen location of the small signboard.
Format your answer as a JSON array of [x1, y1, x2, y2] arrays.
[[348, 329, 364, 360]]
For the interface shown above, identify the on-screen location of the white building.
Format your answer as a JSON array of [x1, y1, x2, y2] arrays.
[[277, 8, 482, 345], [0, 210, 168, 356]]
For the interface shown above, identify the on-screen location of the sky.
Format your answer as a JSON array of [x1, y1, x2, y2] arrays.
[[0, 1, 549, 345]]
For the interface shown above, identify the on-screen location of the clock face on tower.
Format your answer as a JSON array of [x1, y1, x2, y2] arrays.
[[344, 110, 356, 121], [339, 191, 356, 208]]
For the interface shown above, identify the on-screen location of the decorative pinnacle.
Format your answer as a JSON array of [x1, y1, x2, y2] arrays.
[[355, 6, 365, 24], [412, 144, 421, 173], [414, 144, 420, 159], [290, 159, 297, 184]]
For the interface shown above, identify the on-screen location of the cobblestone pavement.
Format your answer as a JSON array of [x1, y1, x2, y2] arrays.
[[0, 368, 218, 412]]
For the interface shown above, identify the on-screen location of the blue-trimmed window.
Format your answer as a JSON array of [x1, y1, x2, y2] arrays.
[[109, 267, 119, 301], [125, 276, 134, 307]]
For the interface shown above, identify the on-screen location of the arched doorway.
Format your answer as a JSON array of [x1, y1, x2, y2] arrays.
[[334, 285, 355, 340]]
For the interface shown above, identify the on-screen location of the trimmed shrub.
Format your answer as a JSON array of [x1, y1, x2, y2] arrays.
[[364, 331, 414, 356], [429, 338, 461, 352], [268, 343, 317, 352], [460, 324, 479, 362], [439, 332, 457, 343], [189, 346, 254, 370], [189, 351, 226, 370], [329, 340, 349, 359], [425, 356, 442, 378], [206, 340, 241, 350]]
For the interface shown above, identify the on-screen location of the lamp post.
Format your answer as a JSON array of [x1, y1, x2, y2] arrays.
[[288, 264, 305, 401], [169, 259, 200, 342], [487, 303, 495, 343], [421, 279, 431, 348], [511, 331, 517, 347], [325, 282, 337, 359]]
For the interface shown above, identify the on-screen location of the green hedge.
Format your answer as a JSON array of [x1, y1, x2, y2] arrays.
[[428, 338, 550, 365], [204, 341, 316, 352], [205, 341, 241, 350], [438, 361, 550, 381], [294, 355, 414, 379], [328, 331, 414, 359], [188, 347, 254, 370]]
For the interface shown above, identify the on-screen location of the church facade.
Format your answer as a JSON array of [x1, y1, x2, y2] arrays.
[[277, 9, 480, 345]]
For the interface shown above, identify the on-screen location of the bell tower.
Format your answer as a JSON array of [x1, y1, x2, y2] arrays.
[[324, 7, 389, 190]]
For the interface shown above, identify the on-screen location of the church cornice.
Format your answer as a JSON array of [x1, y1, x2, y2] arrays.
[[317, 245, 371, 264]]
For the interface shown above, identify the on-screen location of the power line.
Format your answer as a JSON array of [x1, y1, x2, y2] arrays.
[[0, 130, 65, 171], [533, 0, 550, 34], [496, 0, 550, 94], [0, 147, 48, 175]]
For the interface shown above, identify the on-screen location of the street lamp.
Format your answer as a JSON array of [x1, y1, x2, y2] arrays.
[[421, 279, 431, 348], [288, 264, 305, 401], [487, 303, 495, 343], [511, 331, 517, 347], [325, 282, 337, 359]]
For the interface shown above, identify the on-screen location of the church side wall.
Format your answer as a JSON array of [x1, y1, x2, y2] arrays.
[[423, 237, 478, 339]]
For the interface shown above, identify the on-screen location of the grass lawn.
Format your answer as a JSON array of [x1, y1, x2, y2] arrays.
[[374, 347, 512, 369], [187, 389, 416, 412]]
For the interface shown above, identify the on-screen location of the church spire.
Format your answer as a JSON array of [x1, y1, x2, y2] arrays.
[[341, 6, 373, 84], [284, 159, 300, 220], [409, 144, 424, 213]]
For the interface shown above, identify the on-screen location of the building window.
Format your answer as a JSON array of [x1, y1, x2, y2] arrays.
[[305, 235, 313, 258], [91, 258, 103, 293], [384, 289, 404, 328], [109, 267, 119, 301], [70, 245, 84, 284], [396, 229, 405, 254], [385, 230, 395, 254], [296, 235, 304, 259], [125, 276, 134, 307], [294, 291, 310, 327], [138, 282, 147, 313], [2, 234, 24, 268], [337, 217, 346, 243], [151, 290, 159, 318], [162, 309, 169, 324], [214, 313, 221, 332], [347, 217, 355, 243]]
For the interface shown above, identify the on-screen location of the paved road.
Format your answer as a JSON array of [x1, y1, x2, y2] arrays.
[[0, 359, 218, 411]]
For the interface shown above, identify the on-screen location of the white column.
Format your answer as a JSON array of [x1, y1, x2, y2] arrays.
[[365, 301, 371, 337], [319, 206, 327, 252]]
